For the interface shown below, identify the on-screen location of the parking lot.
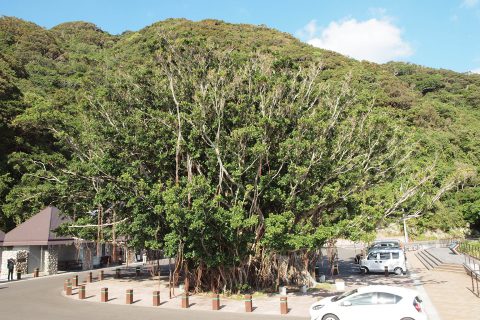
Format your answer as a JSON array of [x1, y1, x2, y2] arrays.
[[317, 246, 416, 289]]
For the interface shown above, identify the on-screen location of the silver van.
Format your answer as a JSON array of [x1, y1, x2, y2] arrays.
[[360, 248, 406, 275]]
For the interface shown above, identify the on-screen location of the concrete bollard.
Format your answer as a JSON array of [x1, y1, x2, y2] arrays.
[[73, 275, 79, 287], [126, 289, 133, 304], [64, 279, 69, 292], [66, 280, 72, 296], [212, 293, 220, 310], [115, 268, 121, 279], [101, 288, 108, 302], [34, 268, 39, 278], [136, 266, 141, 277], [79, 284, 86, 299], [88, 272, 93, 283], [181, 292, 189, 308], [153, 290, 160, 306], [244, 294, 253, 312], [99, 270, 104, 281], [280, 296, 288, 314], [384, 266, 389, 277]]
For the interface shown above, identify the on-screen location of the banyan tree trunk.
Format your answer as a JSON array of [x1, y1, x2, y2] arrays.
[[176, 250, 320, 293]]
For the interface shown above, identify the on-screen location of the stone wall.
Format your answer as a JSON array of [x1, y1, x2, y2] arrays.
[[16, 250, 28, 273], [1, 250, 29, 277], [127, 247, 136, 263], [44, 246, 58, 275], [81, 244, 95, 270]]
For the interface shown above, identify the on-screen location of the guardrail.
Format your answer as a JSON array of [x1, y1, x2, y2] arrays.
[[464, 255, 480, 298], [458, 241, 480, 260], [404, 238, 460, 251]]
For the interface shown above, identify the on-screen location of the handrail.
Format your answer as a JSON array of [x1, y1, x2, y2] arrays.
[[464, 260, 480, 298]]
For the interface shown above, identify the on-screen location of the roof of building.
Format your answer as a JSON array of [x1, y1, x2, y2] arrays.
[[2, 206, 73, 246]]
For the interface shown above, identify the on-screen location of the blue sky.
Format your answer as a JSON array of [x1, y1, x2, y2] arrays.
[[1, 0, 480, 73]]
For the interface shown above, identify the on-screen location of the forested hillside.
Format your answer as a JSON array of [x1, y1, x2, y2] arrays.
[[0, 16, 479, 290]]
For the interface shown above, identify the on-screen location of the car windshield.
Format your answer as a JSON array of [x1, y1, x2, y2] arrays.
[[371, 242, 399, 249], [331, 289, 358, 302]]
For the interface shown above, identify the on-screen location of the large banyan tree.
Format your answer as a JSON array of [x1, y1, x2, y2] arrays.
[[8, 33, 475, 293]]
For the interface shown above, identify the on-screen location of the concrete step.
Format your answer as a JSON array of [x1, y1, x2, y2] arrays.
[[417, 250, 440, 269], [435, 264, 466, 273], [415, 251, 434, 270], [424, 249, 444, 265]]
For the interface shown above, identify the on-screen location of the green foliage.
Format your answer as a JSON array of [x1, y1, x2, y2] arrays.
[[458, 240, 480, 260], [0, 17, 479, 290]]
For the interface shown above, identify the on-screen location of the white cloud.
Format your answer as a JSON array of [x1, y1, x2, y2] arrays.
[[296, 20, 318, 39], [462, 0, 478, 8], [304, 18, 413, 64], [472, 68, 480, 74]]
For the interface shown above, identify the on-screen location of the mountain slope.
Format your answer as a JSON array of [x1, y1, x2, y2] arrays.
[[0, 16, 479, 238]]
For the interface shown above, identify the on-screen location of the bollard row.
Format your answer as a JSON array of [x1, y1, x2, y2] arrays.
[[69, 284, 290, 314]]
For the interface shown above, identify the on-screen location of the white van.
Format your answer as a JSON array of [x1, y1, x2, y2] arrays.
[[354, 239, 402, 264], [360, 248, 406, 275]]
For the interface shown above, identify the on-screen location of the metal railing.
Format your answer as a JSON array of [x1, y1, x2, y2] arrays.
[[464, 255, 480, 297], [458, 240, 480, 260], [404, 238, 460, 251]]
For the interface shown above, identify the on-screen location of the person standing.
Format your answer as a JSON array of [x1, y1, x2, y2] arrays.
[[7, 258, 15, 281]]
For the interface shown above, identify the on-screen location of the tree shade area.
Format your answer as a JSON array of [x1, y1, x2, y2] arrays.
[[0, 17, 479, 291]]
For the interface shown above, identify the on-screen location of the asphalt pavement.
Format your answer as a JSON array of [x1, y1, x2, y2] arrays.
[[0, 268, 307, 320]]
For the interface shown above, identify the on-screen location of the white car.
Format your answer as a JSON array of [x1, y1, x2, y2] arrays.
[[309, 285, 428, 320]]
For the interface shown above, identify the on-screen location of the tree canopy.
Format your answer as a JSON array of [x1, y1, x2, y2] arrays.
[[0, 17, 479, 291]]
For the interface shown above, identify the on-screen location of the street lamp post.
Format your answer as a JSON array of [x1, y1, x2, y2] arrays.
[[403, 217, 409, 244]]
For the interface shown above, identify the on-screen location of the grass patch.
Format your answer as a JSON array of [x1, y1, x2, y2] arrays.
[[197, 291, 268, 300], [307, 283, 335, 292]]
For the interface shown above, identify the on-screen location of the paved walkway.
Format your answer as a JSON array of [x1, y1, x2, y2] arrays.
[[2, 251, 479, 320], [63, 267, 330, 317], [407, 251, 480, 320], [66, 250, 420, 318], [426, 247, 465, 264], [0, 267, 303, 320]]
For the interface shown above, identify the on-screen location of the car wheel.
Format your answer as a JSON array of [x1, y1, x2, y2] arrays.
[[322, 314, 340, 320], [394, 267, 403, 275], [400, 318, 414, 320], [362, 267, 369, 274]]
